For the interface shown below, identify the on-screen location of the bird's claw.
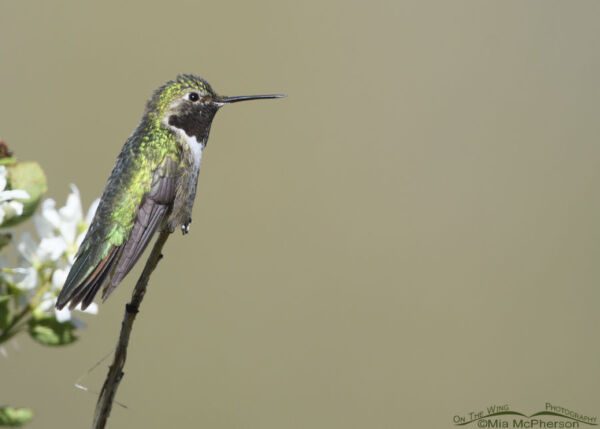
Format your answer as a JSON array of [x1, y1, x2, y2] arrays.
[[181, 218, 191, 235]]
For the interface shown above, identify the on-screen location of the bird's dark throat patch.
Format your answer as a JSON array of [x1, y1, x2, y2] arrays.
[[168, 103, 218, 143]]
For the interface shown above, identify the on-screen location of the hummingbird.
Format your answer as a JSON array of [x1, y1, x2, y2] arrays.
[[56, 74, 284, 311]]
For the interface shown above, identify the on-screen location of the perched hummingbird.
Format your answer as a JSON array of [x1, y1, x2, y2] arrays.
[[56, 74, 284, 310]]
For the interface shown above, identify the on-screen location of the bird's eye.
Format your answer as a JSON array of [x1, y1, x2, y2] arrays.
[[188, 92, 200, 102]]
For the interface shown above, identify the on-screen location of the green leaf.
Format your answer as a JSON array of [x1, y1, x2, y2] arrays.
[[0, 157, 17, 167], [28, 316, 77, 346], [0, 233, 11, 252], [1, 162, 47, 228], [0, 406, 34, 426], [0, 296, 9, 331]]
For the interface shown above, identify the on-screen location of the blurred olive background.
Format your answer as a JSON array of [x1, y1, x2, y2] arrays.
[[1, 1, 599, 428]]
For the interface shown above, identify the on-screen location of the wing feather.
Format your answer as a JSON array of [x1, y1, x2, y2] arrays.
[[101, 172, 177, 300], [67, 246, 120, 310], [56, 156, 178, 310]]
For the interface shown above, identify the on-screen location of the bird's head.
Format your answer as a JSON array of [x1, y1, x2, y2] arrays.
[[146, 74, 284, 143]]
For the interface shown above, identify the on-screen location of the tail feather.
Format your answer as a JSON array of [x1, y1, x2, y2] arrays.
[[70, 246, 121, 310], [80, 248, 120, 310], [56, 245, 120, 310]]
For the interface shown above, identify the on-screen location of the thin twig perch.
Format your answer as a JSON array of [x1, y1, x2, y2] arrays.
[[92, 229, 171, 429]]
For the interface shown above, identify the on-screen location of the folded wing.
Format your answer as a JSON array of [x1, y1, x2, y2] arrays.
[[56, 157, 178, 310]]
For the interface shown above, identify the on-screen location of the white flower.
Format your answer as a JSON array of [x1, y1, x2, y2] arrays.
[[0, 165, 29, 226], [37, 237, 67, 262], [20, 185, 98, 265], [4, 267, 37, 290], [42, 259, 99, 323], [0, 256, 37, 291], [0, 190, 30, 201], [6, 185, 101, 322], [38, 290, 98, 324]]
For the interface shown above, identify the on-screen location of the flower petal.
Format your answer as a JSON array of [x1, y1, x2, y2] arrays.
[[15, 267, 38, 290], [58, 185, 83, 243], [85, 198, 100, 225], [1, 201, 23, 220], [55, 306, 72, 323], [38, 293, 55, 312], [60, 185, 83, 222], [34, 199, 60, 238], [78, 302, 98, 315], [0, 189, 30, 202], [37, 236, 67, 261], [1, 266, 37, 290], [16, 232, 38, 264], [51, 268, 68, 290], [0, 166, 6, 192]]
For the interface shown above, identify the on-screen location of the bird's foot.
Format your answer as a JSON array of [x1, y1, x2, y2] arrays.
[[181, 218, 191, 235]]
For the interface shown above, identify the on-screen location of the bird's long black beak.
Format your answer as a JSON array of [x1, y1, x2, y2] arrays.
[[221, 94, 286, 103]]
